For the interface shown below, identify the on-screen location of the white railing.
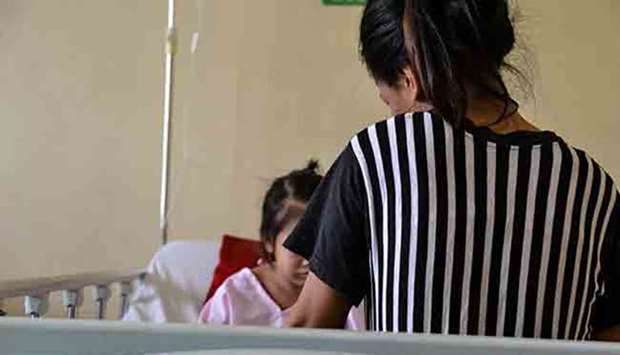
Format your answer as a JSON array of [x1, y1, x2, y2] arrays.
[[0, 269, 145, 320], [0, 317, 618, 354]]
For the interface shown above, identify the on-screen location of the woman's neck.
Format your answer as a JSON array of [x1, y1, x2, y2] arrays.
[[466, 97, 539, 134], [252, 264, 302, 310]]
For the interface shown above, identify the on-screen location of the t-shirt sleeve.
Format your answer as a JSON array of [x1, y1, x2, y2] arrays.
[[590, 193, 620, 331], [284, 143, 369, 306]]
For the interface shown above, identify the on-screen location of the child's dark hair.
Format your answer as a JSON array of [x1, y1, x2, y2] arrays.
[[259, 160, 322, 262], [360, 0, 523, 127]]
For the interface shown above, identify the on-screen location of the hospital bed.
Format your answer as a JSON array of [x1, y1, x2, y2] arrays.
[[1, 239, 619, 354]]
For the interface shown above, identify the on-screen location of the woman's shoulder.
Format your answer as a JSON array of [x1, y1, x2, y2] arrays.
[[555, 136, 618, 189], [348, 111, 434, 149], [352, 111, 430, 136], [343, 112, 434, 172]]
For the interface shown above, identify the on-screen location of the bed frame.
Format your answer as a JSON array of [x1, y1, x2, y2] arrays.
[[1, 266, 619, 354], [0, 269, 145, 319], [1, 317, 618, 354]]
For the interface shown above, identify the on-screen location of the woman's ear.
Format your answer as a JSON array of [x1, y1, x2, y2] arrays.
[[402, 65, 417, 92], [401, 65, 420, 104], [402, 65, 433, 112]]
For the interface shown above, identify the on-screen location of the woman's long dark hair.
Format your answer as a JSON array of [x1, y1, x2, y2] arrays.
[[360, 0, 522, 127]]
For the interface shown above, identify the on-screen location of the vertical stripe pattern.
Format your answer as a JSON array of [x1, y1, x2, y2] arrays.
[[349, 113, 619, 339]]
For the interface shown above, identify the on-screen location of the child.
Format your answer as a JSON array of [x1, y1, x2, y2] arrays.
[[199, 161, 362, 329]]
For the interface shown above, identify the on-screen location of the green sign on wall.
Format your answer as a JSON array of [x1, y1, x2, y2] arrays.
[[322, 0, 366, 5]]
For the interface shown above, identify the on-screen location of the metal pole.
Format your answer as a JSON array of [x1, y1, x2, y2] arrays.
[[67, 305, 77, 320], [160, 0, 176, 245], [118, 281, 132, 320], [93, 285, 110, 320], [62, 290, 79, 319]]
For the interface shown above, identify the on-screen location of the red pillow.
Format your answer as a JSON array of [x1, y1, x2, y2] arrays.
[[204, 234, 261, 303]]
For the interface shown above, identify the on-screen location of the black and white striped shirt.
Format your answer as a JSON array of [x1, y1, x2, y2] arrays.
[[285, 112, 620, 340]]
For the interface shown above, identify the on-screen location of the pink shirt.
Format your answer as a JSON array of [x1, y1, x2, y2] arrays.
[[199, 268, 364, 330]]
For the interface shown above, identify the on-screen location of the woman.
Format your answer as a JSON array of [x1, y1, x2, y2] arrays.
[[284, 0, 620, 341], [199, 161, 361, 329]]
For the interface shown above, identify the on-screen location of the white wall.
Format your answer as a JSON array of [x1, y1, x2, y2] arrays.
[[0, 0, 165, 316], [519, 0, 620, 180], [166, 0, 385, 241]]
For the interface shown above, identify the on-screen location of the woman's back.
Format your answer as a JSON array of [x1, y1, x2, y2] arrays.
[[283, 0, 620, 340], [286, 111, 619, 339], [355, 111, 619, 339]]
